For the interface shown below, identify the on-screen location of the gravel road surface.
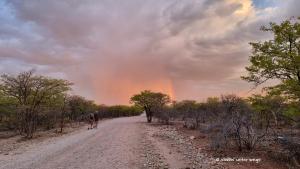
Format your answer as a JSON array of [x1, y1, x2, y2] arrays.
[[0, 115, 221, 169]]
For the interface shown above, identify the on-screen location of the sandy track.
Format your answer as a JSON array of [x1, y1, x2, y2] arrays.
[[0, 115, 220, 169], [0, 116, 144, 169]]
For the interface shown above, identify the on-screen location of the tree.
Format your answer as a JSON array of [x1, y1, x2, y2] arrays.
[[130, 90, 170, 123], [173, 100, 198, 118], [57, 94, 69, 133], [41, 93, 69, 132], [67, 95, 98, 122], [248, 94, 286, 128], [219, 95, 265, 151], [242, 18, 300, 100], [0, 90, 18, 130], [205, 97, 221, 121], [173, 100, 199, 128], [0, 70, 72, 138]]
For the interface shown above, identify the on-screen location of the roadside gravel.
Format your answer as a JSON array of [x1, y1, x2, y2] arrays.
[[141, 124, 224, 169]]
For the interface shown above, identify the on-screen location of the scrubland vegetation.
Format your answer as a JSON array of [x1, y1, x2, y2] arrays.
[[0, 17, 299, 168], [0, 71, 142, 138], [131, 18, 300, 167]]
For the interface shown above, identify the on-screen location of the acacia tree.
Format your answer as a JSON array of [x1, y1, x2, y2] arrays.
[[0, 70, 72, 138], [242, 18, 300, 100], [130, 90, 170, 123]]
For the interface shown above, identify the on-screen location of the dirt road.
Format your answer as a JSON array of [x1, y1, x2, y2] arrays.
[[0, 115, 220, 169]]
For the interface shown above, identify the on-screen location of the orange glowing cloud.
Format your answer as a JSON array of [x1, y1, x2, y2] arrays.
[[86, 57, 175, 104], [91, 77, 175, 105]]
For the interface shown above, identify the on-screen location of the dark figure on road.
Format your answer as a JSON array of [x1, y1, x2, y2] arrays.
[[88, 113, 95, 130]]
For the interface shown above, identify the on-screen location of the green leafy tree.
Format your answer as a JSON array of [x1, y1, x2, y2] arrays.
[[284, 103, 300, 125], [0, 70, 72, 138], [67, 95, 98, 122], [130, 90, 170, 123], [248, 94, 285, 128], [0, 91, 18, 130], [242, 18, 300, 100], [40, 93, 69, 131]]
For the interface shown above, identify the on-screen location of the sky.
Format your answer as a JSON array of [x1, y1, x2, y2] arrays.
[[0, 0, 299, 105]]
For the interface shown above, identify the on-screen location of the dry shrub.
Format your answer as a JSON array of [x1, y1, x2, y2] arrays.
[[208, 95, 268, 151]]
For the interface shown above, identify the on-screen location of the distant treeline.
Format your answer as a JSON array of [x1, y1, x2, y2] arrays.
[[98, 105, 143, 118], [0, 70, 143, 138]]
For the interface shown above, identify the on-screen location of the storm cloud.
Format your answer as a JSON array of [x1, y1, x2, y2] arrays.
[[0, 0, 299, 104]]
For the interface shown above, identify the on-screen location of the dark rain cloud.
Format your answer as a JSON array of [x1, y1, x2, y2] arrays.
[[0, 0, 299, 104]]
